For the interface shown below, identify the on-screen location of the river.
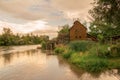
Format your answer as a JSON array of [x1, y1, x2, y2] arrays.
[[0, 45, 120, 80]]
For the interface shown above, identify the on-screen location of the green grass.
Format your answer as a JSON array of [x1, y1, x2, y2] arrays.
[[62, 50, 74, 59], [54, 47, 65, 54], [54, 41, 120, 73], [67, 52, 109, 73], [108, 58, 120, 69], [68, 40, 94, 52]]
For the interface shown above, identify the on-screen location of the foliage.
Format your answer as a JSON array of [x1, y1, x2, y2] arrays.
[[89, 0, 120, 42], [54, 47, 65, 54], [54, 42, 120, 72], [0, 28, 49, 46], [68, 41, 94, 52], [41, 41, 47, 50], [77, 57, 109, 73], [94, 43, 110, 58], [58, 24, 69, 34], [67, 51, 109, 72], [110, 43, 120, 57], [89, 0, 120, 27], [62, 50, 74, 59], [88, 43, 120, 58]]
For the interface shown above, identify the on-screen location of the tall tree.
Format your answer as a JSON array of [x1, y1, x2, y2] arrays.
[[89, 0, 120, 38]]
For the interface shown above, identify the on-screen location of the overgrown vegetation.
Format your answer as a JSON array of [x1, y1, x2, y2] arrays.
[[89, 0, 120, 42], [53, 0, 120, 73], [54, 41, 120, 73], [58, 24, 69, 34], [68, 41, 94, 52], [0, 28, 49, 46]]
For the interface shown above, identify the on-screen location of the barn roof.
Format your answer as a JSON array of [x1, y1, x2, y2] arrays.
[[69, 20, 87, 30]]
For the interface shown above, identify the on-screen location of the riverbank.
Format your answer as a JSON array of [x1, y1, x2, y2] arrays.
[[0, 45, 120, 80], [0, 45, 41, 55], [54, 41, 120, 73]]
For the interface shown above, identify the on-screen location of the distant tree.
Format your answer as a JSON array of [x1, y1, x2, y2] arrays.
[[58, 24, 69, 34], [0, 28, 14, 45], [0, 27, 47, 46]]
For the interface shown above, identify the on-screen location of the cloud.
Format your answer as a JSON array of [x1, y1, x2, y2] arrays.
[[0, 20, 58, 33], [0, 0, 93, 36], [0, 0, 93, 22], [51, 0, 92, 11], [51, 0, 93, 21], [0, 0, 46, 20], [0, 10, 29, 24]]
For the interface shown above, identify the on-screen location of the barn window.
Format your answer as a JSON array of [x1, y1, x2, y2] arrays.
[[79, 36, 81, 38], [75, 36, 78, 39]]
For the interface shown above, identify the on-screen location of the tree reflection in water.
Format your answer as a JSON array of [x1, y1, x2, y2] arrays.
[[0, 49, 39, 67]]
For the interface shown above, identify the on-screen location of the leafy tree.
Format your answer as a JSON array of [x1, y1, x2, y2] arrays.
[[58, 24, 69, 34], [0, 28, 14, 45], [89, 0, 120, 40], [0, 27, 48, 46]]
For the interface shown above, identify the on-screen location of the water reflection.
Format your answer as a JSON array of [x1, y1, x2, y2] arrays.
[[0, 45, 119, 80], [0, 49, 38, 67], [2, 53, 13, 66]]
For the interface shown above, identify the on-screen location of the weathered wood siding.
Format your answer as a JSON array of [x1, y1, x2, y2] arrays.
[[69, 21, 87, 41]]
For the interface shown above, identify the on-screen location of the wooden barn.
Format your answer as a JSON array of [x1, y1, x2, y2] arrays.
[[45, 20, 97, 50], [69, 20, 97, 41], [56, 20, 97, 45], [69, 20, 87, 41]]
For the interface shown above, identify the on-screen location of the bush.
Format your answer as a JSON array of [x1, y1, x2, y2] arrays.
[[110, 43, 120, 57], [62, 50, 74, 59], [92, 43, 120, 58], [79, 58, 109, 72], [41, 41, 47, 49], [88, 43, 110, 58], [69, 53, 81, 63], [54, 47, 65, 54], [97, 44, 110, 57], [69, 41, 94, 52], [69, 53, 109, 72]]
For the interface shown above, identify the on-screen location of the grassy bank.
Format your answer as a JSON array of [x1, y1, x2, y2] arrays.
[[54, 41, 120, 73]]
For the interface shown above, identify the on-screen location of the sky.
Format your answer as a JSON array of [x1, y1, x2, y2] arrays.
[[0, 0, 93, 37]]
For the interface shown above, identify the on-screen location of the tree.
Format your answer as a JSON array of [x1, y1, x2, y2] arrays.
[[89, 0, 120, 39], [0, 27, 46, 46], [0, 28, 14, 45], [58, 24, 69, 34]]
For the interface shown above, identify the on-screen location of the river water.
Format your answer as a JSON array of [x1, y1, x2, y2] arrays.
[[0, 45, 120, 80]]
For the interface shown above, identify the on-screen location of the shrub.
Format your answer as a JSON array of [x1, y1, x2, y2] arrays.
[[62, 50, 74, 59], [88, 43, 110, 58], [110, 43, 120, 57], [79, 58, 109, 72], [69, 41, 94, 52], [69, 53, 81, 63], [69, 53, 109, 73], [41, 41, 47, 49], [54, 47, 65, 54], [93, 43, 120, 58], [97, 44, 110, 57]]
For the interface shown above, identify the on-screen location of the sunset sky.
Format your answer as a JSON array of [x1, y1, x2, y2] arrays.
[[0, 0, 93, 37]]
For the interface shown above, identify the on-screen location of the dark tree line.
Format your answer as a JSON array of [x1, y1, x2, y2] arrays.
[[0, 28, 49, 46]]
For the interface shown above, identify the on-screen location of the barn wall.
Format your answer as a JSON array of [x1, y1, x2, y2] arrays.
[[69, 21, 87, 41]]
